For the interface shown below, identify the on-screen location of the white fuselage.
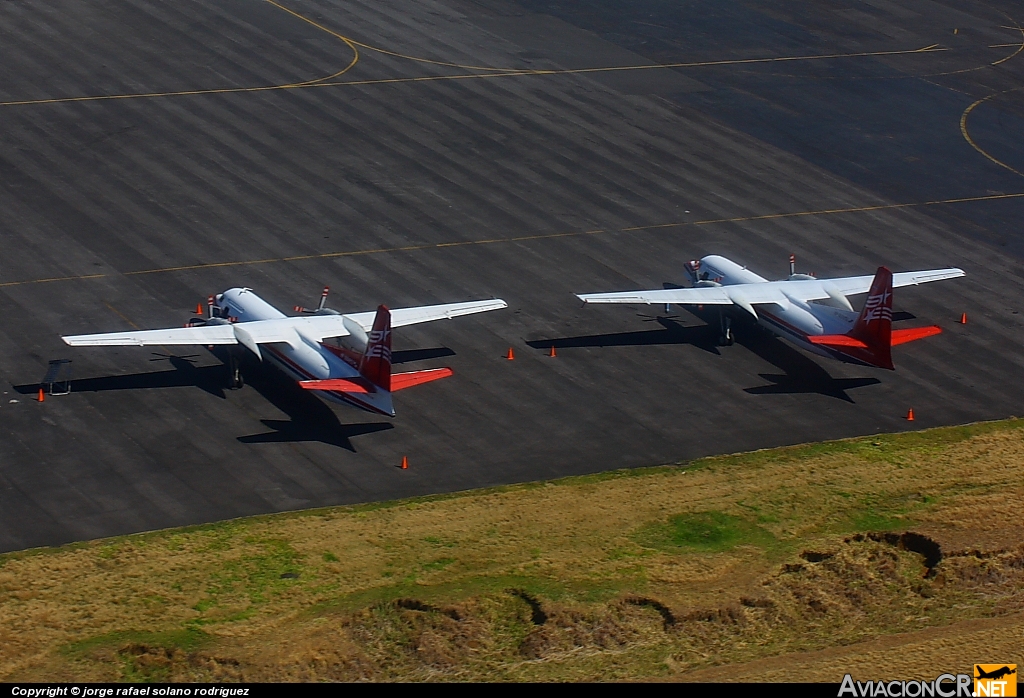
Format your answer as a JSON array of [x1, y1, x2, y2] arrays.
[[691, 255, 859, 362], [214, 288, 386, 414]]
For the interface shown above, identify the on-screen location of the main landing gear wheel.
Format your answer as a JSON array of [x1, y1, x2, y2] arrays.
[[227, 355, 244, 390], [718, 313, 734, 346]]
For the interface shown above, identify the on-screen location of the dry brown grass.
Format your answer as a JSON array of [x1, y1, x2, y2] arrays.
[[1, 420, 1023, 681]]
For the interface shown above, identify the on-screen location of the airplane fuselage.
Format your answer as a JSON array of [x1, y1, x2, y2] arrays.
[[687, 255, 866, 364], [213, 288, 392, 415]]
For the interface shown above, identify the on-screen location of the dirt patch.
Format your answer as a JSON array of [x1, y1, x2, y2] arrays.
[[675, 612, 1024, 682], [1, 420, 1023, 681]]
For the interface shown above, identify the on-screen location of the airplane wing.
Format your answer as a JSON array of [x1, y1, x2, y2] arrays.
[[341, 299, 509, 332], [576, 287, 734, 305], [62, 299, 508, 346], [576, 284, 794, 313], [63, 324, 239, 346], [822, 268, 965, 297], [577, 268, 965, 308]]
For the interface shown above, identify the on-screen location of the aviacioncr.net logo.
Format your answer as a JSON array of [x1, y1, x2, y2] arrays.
[[838, 674, 973, 697], [974, 665, 1017, 697]]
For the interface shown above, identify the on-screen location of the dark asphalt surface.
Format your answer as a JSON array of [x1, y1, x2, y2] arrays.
[[1, 0, 1022, 552]]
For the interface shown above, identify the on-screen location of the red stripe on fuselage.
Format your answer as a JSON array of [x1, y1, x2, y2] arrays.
[[756, 308, 874, 367], [262, 345, 392, 416]]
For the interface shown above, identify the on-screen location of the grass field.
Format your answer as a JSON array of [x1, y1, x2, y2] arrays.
[[2, 420, 1023, 681]]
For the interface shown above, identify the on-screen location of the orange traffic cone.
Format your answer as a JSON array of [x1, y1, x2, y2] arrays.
[[506, 347, 515, 360], [549, 345, 557, 357], [959, 312, 967, 324], [401, 456, 409, 470], [906, 408, 914, 421], [196, 302, 204, 316], [37, 387, 45, 403]]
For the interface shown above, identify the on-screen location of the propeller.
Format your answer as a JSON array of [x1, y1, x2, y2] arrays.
[[295, 286, 340, 315], [787, 253, 816, 281], [149, 352, 199, 364], [187, 294, 230, 327]]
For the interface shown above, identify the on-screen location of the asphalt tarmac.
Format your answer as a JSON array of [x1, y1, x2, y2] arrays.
[[1, 0, 1022, 552]]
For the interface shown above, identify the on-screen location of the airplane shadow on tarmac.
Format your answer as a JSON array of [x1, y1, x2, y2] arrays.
[[16, 355, 230, 398], [736, 330, 880, 402], [234, 346, 451, 448], [527, 316, 723, 354], [531, 313, 880, 403], [233, 364, 393, 451], [13, 346, 470, 451]]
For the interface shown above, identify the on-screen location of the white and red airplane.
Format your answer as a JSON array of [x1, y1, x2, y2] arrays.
[[62, 287, 507, 416], [576, 255, 964, 370]]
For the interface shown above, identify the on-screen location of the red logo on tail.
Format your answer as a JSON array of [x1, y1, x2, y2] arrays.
[[359, 305, 392, 391], [850, 267, 894, 369], [807, 267, 943, 369]]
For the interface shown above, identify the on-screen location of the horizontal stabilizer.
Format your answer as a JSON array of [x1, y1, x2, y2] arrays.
[[891, 325, 942, 346], [299, 368, 453, 394], [807, 334, 869, 349], [299, 377, 374, 394], [390, 367, 454, 392]]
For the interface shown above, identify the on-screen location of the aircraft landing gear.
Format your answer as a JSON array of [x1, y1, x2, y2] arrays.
[[227, 353, 244, 390], [718, 312, 734, 346]]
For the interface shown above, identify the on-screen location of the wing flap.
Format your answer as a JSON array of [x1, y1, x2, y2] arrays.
[[576, 287, 733, 305], [62, 324, 237, 346], [344, 299, 508, 332], [825, 268, 964, 297]]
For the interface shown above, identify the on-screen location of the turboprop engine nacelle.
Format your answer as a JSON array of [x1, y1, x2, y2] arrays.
[[339, 315, 369, 352], [684, 259, 702, 284]]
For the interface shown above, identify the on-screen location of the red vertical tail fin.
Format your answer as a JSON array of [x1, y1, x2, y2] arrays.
[[358, 305, 392, 391], [852, 267, 893, 340], [850, 266, 893, 369], [806, 266, 941, 369], [808, 266, 895, 368]]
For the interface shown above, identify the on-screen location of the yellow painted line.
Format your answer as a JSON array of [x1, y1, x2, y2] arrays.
[[991, 41, 1024, 65], [103, 301, 140, 329], [0, 44, 947, 108], [311, 45, 949, 90], [0, 273, 107, 287], [2, 192, 1021, 289], [0, 0, 360, 108], [992, 18, 1024, 66], [960, 89, 1024, 178], [268, 2, 946, 74], [264, 0, 527, 73]]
